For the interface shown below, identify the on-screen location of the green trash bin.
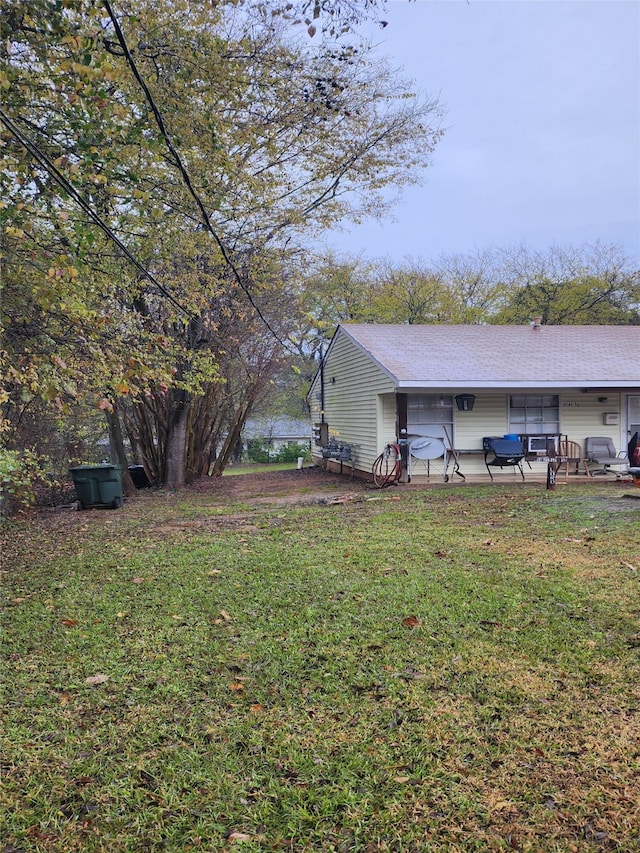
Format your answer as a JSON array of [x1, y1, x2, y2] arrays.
[[69, 464, 123, 509]]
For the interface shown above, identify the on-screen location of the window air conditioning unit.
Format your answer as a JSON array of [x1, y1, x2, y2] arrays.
[[527, 435, 558, 454]]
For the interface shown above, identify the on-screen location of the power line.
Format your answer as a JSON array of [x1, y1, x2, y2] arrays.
[[0, 106, 195, 320], [103, 0, 294, 353]]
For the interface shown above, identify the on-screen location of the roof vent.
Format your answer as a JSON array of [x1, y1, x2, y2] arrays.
[[532, 317, 543, 330]]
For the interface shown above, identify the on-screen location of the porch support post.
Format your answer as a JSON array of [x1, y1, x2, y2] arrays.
[[396, 393, 409, 483]]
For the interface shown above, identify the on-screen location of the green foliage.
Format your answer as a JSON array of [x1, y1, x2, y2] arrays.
[[493, 243, 640, 325], [247, 439, 272, 464], [275, 441, 311, 463], [495, 275, 640, 325], [2, 0, 443, 485], [301, 243, 639, 358], [0, 447, 48, 514], [246, 440, 310, 463], [245, 439, 311, 464]]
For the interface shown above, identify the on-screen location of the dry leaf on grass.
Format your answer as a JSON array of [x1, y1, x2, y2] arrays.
[[226, 830, 252, 842], [84, 673, 109, 686]]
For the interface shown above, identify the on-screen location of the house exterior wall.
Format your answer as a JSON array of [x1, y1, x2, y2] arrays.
[[400, 389, 631, 480], [312, 381, 634, 480], [309, 325, 638, 481], [242, 418, 311, 457], [451, 393, 625, 450], [422, 390, 629, 479], [309, 333, 394, 475], [560, 392, 623, 446], [452, 395, 506, 450], [380, 394, 397, 448]]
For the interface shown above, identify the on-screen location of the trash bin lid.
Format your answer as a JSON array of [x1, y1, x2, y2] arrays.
[[69, 464, 122, 471]]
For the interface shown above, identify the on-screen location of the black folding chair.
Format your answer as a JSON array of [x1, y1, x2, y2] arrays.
[[484, 438, 526, 481]]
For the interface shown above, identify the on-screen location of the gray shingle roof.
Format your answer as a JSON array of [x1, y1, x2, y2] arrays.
[[244, 417, 310, 438], [339, 324, 640, 388]]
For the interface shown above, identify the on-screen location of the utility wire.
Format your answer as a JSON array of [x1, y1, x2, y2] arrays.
[[0, 106, 195, 320], [103, 0, 293, 353]]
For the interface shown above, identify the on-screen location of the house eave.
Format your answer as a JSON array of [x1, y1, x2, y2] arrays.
[[395, 381, 640, 391]]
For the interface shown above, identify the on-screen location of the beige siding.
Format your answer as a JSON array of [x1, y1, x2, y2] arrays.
[[560, 392, 624, 454], [379, 394, 398, 449], [453, 395, 507, 450], [431, 395, 503, 477], [443, 391, 629, 478], [309, 333, 395, 473], [453, 391, 626, 455]]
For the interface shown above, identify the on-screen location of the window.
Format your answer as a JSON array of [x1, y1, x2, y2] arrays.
[[509, 394, 559, 435], [407, 394, 453, 442]]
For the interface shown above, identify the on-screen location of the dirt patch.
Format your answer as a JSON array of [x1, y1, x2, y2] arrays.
[[185, 465, 373, 504], [558, 492, 640, 514]]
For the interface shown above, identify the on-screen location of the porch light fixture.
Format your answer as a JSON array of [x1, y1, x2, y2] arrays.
[[455, 394, 476, 412]]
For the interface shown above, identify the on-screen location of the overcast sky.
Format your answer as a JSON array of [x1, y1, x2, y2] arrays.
[[324, 0, 640, 264]]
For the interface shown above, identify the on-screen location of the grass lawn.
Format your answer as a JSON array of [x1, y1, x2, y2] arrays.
[[223, 463, 302, 476], [2, 475, 639, 852]]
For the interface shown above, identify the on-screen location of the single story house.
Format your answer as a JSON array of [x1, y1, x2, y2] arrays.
[[243, 417, 311, 455], [307, 323, 640, 481]]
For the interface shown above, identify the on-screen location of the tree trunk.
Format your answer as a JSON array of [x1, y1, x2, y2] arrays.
[[105, 405, 136, 497], [210, 391, 256, 476], [123, 398, 163, 486], [190, 395, 221, 478], [163, 389, 192, 489]]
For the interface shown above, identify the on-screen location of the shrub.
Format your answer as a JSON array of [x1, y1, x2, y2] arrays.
[[246, 440, 311, 464], [0, 448, 48, 515], [275, 442, 311, 463], [247, 439, 271, 464]]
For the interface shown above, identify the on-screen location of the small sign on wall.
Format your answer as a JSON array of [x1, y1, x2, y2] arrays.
[[603, 412, 619, 425]]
